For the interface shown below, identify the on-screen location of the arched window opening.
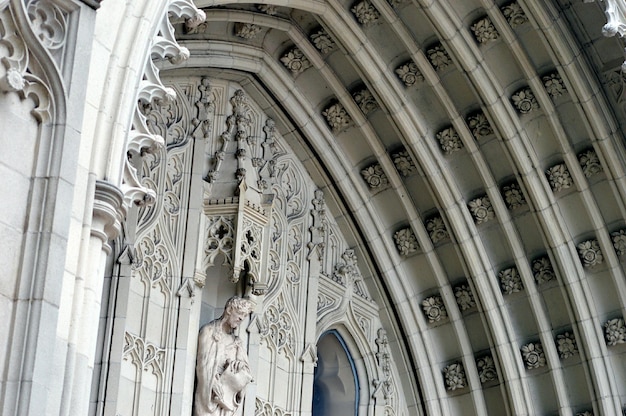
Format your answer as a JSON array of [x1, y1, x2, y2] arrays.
[[312, 330, 359, 416]]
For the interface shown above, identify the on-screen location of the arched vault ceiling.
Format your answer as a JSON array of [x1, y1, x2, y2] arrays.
[[168, 1, 626, 414]]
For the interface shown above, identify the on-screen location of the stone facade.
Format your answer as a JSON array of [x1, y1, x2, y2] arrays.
[[2, 1, 626, 416]]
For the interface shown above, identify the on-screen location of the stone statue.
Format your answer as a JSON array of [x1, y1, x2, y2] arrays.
[[194, 296, 255, 416]]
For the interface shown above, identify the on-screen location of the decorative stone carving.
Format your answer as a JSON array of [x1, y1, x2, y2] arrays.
[[511, 87, 539, 114], [322, 102, 352, 133], [351, 0, 381, 26], [454, 283, 476, 311], [122, 0, 205, 208], [443, 362, 467, 391], [543, 72, 567, 98], [257, 4, 278, 15], [353, 87, 378, 115], [373, 328, 394, 402], [471, 17, 500, 44], [476, 355, 498, 383], [123, 331, 166, 376], [330, 249, 370, 301], [436, 126, 464, 154], [422, 295, 448, 323], [394, 227, 419, 256], [611, 229, 626, 256], [392, 149, 417, 177], [532, 256, 556, 284], [498, 267, 523, 294], [311, 28, 337, 54], [603, 317, 626, 346], [195, 297, 254, 416], [502, 182, 526, 210], [577, 239, 603, 268], [426, 215, 450, 244], [427, 43, 452, 71], [395, 61, 424, 87], [0, 4, 53, 121], [468, 195, 495, 225], [26, 1, 68, 67], [575, 412, 593, 416], [502, 2, 529, 28], [280, 47, 312, 75], [258, 295, 295, 355], [578, 148, 603, 178], [256, 398, 293, 416], [546, 163, 574, 192], [92, 181, 126, 254], [361, 163, 389, 190], [234, 23, 262, 39], [556, 332, 578, 359], [467, 111, 494, 140], [521, 341, 546, 369]]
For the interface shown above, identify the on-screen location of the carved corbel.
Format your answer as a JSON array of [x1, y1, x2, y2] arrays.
[[92, 180, 126, 255]]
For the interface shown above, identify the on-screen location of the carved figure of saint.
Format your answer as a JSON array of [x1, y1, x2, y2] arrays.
[[194, 296, 254, 416]]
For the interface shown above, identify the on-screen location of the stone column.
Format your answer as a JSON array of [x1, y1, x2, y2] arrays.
[[61, 180, 125, 416]]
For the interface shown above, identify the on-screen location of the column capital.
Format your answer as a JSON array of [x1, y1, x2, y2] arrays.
[[92, 180, 126, 253]]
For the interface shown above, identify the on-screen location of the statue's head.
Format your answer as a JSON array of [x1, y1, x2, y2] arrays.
[[222, 296, 254, 329]]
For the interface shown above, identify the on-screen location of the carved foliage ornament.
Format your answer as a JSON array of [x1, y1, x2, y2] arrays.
[[611, 229, 626, 256], [322, 102, 352, 133], [392, 149, 417, 177], [467, 111, 494, 140], [498, 267, 523, 294], [424, 215, 448, 244], [471, 16, 500, 44], [235, 22, 262, 39], [353, 88, 378, 115], [578, 148, 603, 178], [468, 195, 495, 225], [476, 355, 497, 383], [454, 283, 476, 311], [556, 332, 578, 359], [546, 163, 574, 192], [577, 239, 603, 268], [532, 256, 556, 284], [351, 0, 381, 26], [361, 163, 389, 190], [543, 72, 567, 98], [502, 2, 529, 28], [427, 43, 452, 72], [422, 295, 448, 323], [604, 317, 626, 346], [311, 28, 337, 54], [502, 182, 526, 210], [443, 363, 467, 391], [521, 341, 546, 369], [394, 227, 419, 256], [511, 87, 539, 114], [436, 126, 463, 154], [395, 61, 424, 87], [280, 47, 312, 75]]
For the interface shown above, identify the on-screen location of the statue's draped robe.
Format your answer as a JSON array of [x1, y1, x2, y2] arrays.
[[194, 321, 251, 416]]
